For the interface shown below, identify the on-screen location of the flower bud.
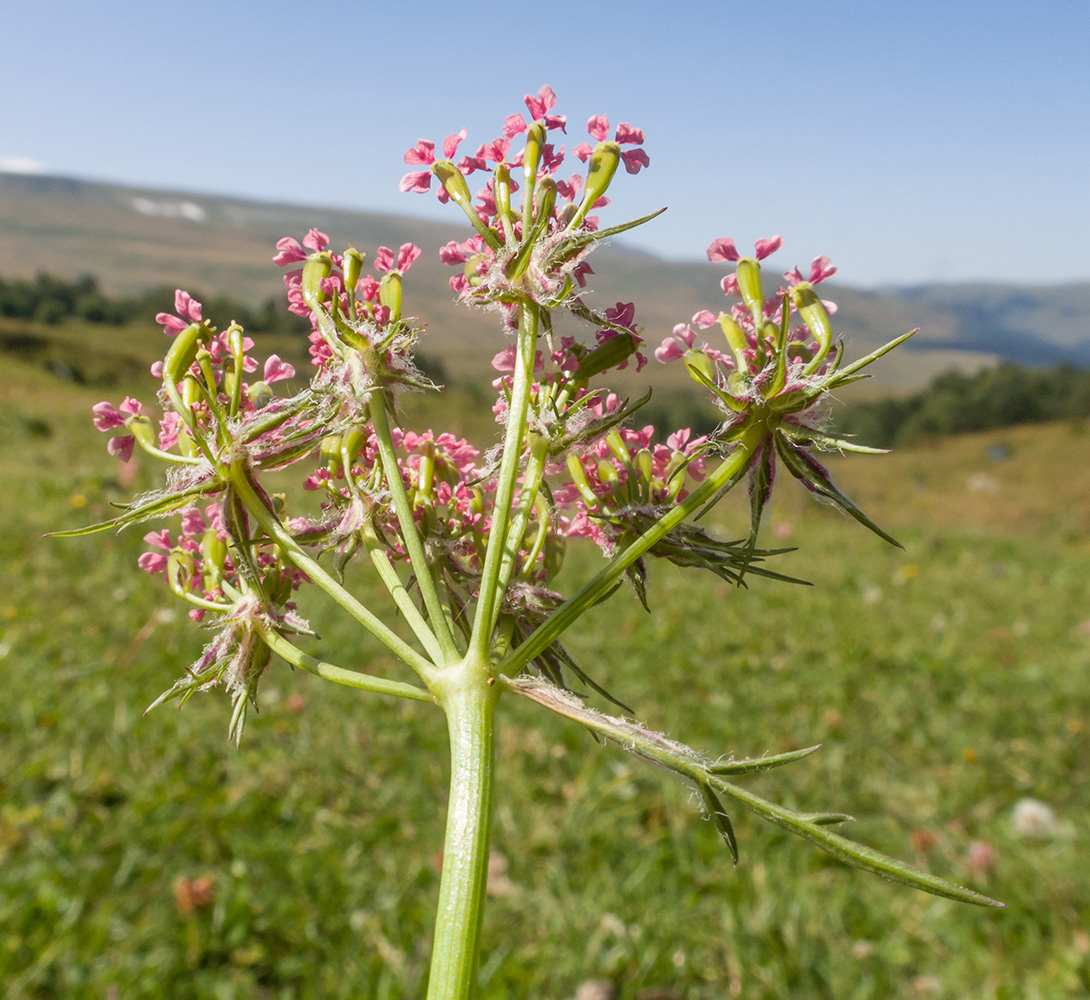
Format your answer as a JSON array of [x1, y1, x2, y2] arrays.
[[565, 453, 598, 505], [718, 313, 751, 373], [167, 548, 195, 599], [494, 163, 514, 226], [202, 530, 227, 575], [343, 247, 365, 296], [341, 426, 366, 467], [790, 281, 832, 370], [248, 380, 272, 409], [522, 122, 547, 193], [319, 433, 343, 475], [581, 141, 621, 215], [433, 160, 474, 212], [163, 322, 204, 384], [574, 332, 637, 380], [735, 258, 764, 318], [128, 414, 157, 451], [534, 175, 557, 225], [226, 324, 245, 361], [379, 272, 402, 322], [301, 252, 334, 311], [682, 349, 715, 386]]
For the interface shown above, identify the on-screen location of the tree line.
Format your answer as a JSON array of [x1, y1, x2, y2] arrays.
[[0, 272, 310, 335], [839, 362, 1090, 446]]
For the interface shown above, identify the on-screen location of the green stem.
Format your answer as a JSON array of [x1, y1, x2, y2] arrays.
[[257, 625, 435, 704], [369, 392, 460, 663], [470, 302, 539, 659], [500, 423, 764, 674], [364, 530, 446, 665], [228, 465, 438, 682], [425, 658, 498, 1000]]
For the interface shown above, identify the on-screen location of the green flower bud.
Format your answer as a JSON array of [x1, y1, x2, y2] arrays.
[[248, 380, 273, 410], [736, 258, 764, 319], [522, 122, 546, 192], [163, 322, 204, 384], [565, 453, 598, 505], [343, 247, 365, 295], [581, 141, 621, 216], [202, 529, 227, 574], [319, 433, 343, 475], [718, 313, 751, 373], [494, 163, 514, 226], [534, 174, 557, 225], [341, 426, 366, 466], [301, 252, 334, 311], [379, 272, 402, 321], [790, 281, 832, 371], [128, 414, 157, 450], [433, 160, 474, 213], [683, 349, 715, 386], [167, 549, 195, 599], [574, 332, 637, 380]]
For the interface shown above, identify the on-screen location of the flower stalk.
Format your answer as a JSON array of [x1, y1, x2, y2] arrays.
[[64, 84, 1003, 1000]]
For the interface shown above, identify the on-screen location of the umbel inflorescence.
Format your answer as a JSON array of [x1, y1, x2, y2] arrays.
[[65, 82, 999, 998]]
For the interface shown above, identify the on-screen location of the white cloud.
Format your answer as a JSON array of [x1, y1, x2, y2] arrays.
[[0, 156, 50, 175]]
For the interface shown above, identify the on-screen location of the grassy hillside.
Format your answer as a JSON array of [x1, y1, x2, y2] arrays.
[[1, 316, 1088, 997]]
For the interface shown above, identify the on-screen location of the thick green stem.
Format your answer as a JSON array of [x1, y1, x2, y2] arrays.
[[425, 659, 498, 1000]]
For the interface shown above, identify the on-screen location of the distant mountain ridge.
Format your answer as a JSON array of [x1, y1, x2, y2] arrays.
[[2, 171, 1087, 391]]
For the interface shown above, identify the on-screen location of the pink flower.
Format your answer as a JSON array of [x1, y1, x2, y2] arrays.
[[159, 411, 182, 450], [400, 131, 467, 198], [707, 235, 784, 263], [784, 255, 838, 286], [155, 289, 203, 336], [263, 355, 295, 384], [504, 85, 567, 137], [374, 243, 422, 274], [92, 397, 141, 431], [577, 114, 649, 174]]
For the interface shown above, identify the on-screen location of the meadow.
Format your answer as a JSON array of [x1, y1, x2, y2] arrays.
[[1, 318, 1088, 999]]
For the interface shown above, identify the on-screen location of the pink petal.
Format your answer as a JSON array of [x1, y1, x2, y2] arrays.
[[107, 434, 135, 462], [272, 237, 307, 267], [707, 238, 740, 263], [620, 148, 649, 174], [503, 114, 528, 138], [690, 311, 717, 329], [586, 115, 609, 142], [137, 552, 168, 575], [303, 229, 329, 252], [442, 129, 467, 159], [396, 243, 422, 272], [374, 246, 395, 273], [403, 138, 436, 165], [721, 273, 740, 296], [180, 507, 208, 537], [263, 355, 295, 383], [572, 142, 594, 163], [92, 402, 124, 431], [174, 290, 202, 322], [400, 170, 432, 194], [753, 235, 784, 260], [809, 255, 838, 283], [614, 123, 644, 145]]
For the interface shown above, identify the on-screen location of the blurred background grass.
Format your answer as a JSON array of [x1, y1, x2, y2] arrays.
[[1, 320, 1088, 999]]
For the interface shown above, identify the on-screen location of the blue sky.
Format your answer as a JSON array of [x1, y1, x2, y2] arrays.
[[3, 0, 1087, 287]]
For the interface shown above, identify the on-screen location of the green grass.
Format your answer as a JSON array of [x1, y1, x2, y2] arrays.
[[2, 338, 1089, 999]]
